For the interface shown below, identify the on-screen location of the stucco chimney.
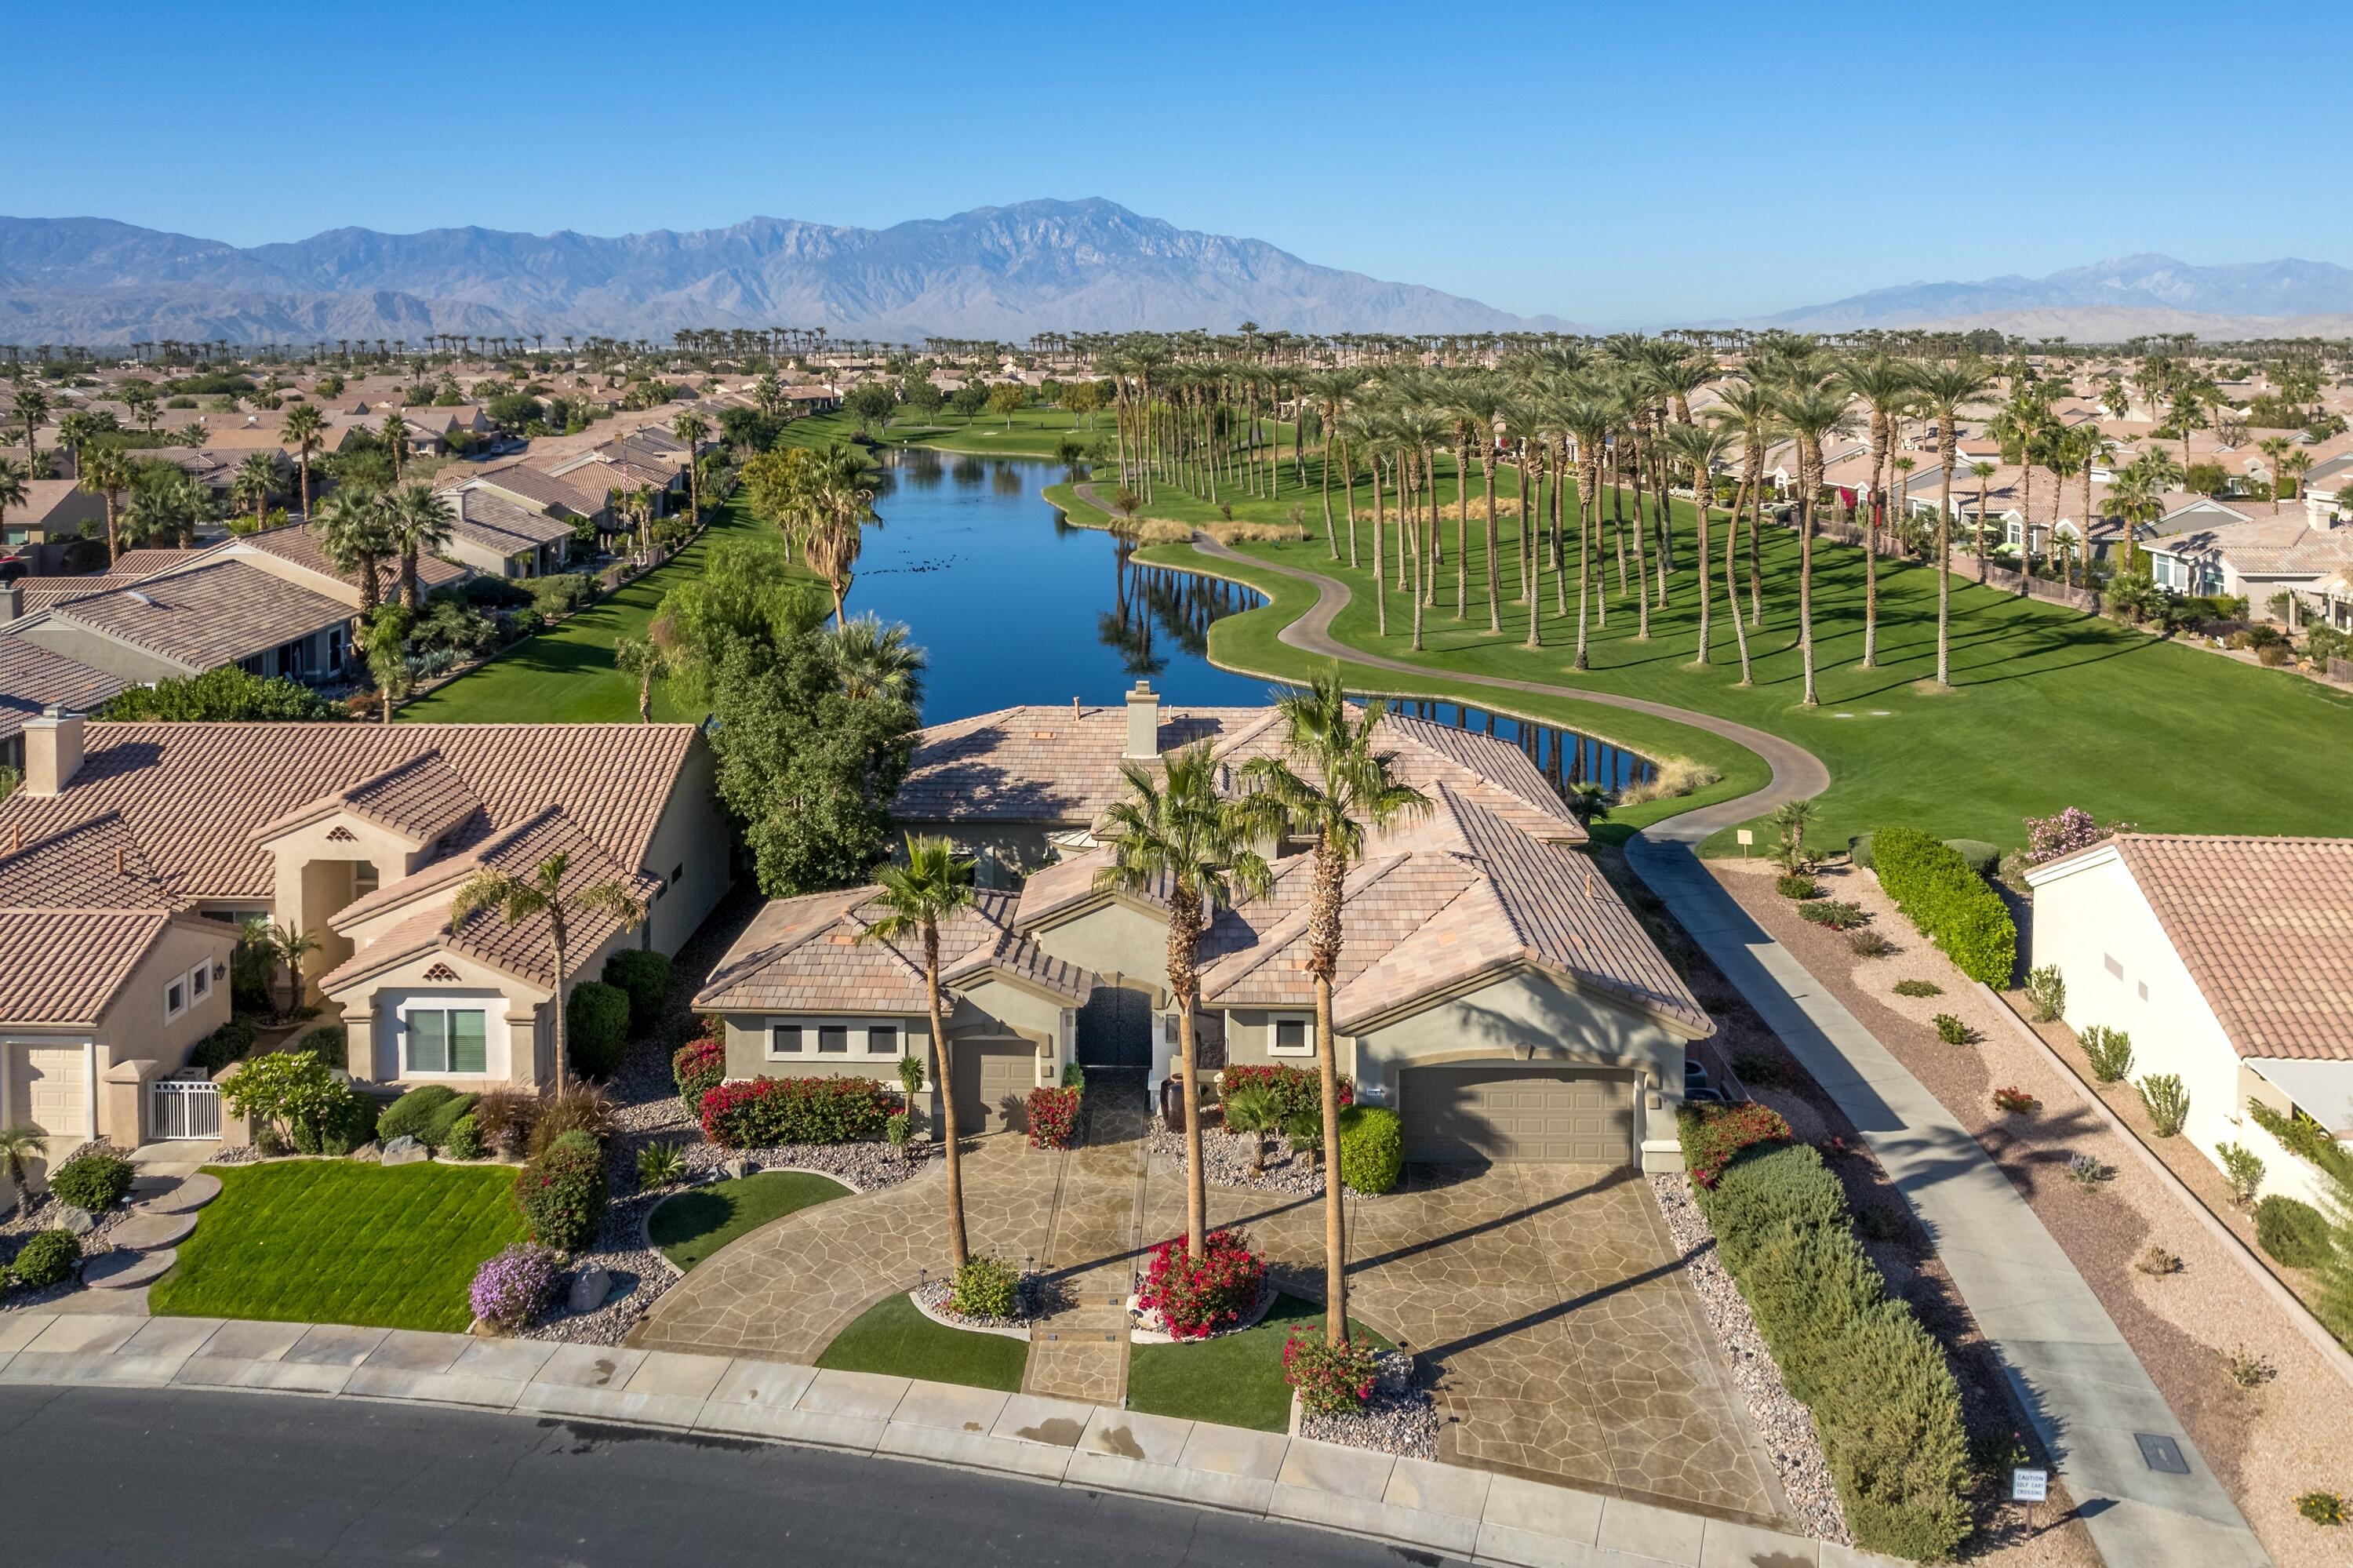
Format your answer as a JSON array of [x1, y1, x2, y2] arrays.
[[0, 584, 20, 624], [1123, 681, 1160, 760], [23, 706, 85, 796]]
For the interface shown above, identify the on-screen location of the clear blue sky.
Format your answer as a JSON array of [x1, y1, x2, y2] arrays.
[[16, 1, 2340, 327]]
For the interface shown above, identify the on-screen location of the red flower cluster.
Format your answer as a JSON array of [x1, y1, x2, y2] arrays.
[[1027, 1086, 1082, 1149], [1681, 1101, 1792, 1188], [1135, 1228, 1265, 1340], [671, 1037, 726, 1111], [1991, 1085, 2041, 1115], [1218, 1064, 1351, 1125], [699, 1075, 898, 1148], [1282, 1330, 1383, 1414]]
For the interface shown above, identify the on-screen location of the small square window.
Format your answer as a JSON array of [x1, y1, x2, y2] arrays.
[[867, 1024, 899, 1056], [1270, 1015, 1313, 1057], [165, 978, 187, 1020], [2137, 981, 2149, 1001], [190, 965, 212, 1001], [671, 863, 685, 885], [769, 1024, 803, 1055], [817, 1025, 849, 1054]]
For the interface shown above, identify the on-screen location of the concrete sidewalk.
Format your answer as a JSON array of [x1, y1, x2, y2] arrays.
[[1623, 835, 2272, 1568], [0, 1306, 1897, 1568]]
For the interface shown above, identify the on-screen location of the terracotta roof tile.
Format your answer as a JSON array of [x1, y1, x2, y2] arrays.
[[0, 638, 126, 741], [696, 886, 1094, 1013], [0, 908, 176, 1026], [16, 560, 348, 674]]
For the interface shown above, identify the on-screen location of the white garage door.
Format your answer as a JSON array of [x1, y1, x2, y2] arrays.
[[16, 1045, 89, 1137], [1399, 1064, 1632, 1165]]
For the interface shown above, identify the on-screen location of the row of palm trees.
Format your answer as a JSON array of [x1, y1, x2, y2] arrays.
[[866, 673, 1420, 1349], [315, 482, 456, 613]]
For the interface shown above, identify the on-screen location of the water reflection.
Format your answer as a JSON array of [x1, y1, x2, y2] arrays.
[[1379, 698, 1657, 795]]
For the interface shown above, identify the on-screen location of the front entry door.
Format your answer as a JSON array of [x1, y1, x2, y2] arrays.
[[1077, 983, 1153, 1068]]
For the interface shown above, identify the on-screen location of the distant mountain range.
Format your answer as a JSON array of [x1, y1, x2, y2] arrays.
[[0, 199, 1587, 345], [1727, 254, 2353, 339]]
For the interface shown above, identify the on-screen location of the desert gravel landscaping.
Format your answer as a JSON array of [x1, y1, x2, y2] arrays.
[[1714, 854, 2351, 1568]]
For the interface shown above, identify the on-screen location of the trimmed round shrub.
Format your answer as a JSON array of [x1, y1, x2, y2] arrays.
[[424, 1092, 480, 1148], [378, 1085, 459, 1145], [949, 1253, 1021, 1319], [468, 1242, 561, 1330], [566, 980, 631, 1080], [47, 1151, 133, 1211], [514, 1129, 608, 1253], [444, 1113, 485, 1161], [672, 1036, 725, 1114], [1337, 1106, 1402, 1195], [1941, 839, 2000, 875], [2255, 1195, 2333, 1268], [1135, 1228, 1264, 1339], [602, 949, 674, 1034], [8, 1228, 80, 1290]]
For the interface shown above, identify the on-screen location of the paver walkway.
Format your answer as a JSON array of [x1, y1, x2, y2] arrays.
[[1022, 1072, 1149, 1403]]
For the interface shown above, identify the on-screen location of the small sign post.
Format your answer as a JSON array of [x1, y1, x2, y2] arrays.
[[1736, 828, 1754, 857], [2011, 1466, 2049, 1532]]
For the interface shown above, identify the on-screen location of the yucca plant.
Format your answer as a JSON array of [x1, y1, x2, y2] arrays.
[[635, 1141, 686, 1190]]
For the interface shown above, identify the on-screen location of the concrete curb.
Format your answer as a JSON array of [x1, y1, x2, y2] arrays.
[[0, 1308, 1900, 1568], [1977, 983, 2353, 1392]]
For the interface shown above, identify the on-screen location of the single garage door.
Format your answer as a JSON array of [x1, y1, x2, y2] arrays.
[[950, 1037, 1038, 1136], [16, 1045, 89, 1137], [1399, 1064, 1632, 1165]]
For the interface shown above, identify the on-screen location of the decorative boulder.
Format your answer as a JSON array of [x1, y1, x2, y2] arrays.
[[380, 1135, 429, 1166], [52, 1204, 96, 1237], [566, 1264, 613, 1314], [723, 1157, 752, 1181]]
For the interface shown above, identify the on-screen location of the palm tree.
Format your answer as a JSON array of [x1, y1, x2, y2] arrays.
[[0, 1125, 42, 1217], [1768, 384, 1853, 707], [231, 453, 279, 532], [282, 402, 326, 516], [449, 852, 646, 1095], [1559, 394, 1613, 668], [13, 386, 48, 471], [1835, 356, 1916, 669], [1911, 361, 1999, 688], [1096, 743, 1271, 1258], [1967, 460, 1999, 577], [1237, 675, 1431, 1346], [1709, 380, 1777, 631], [857, 836, 978, 1268], [824, 613, 927, 705], [382, 483, 454, 610], [672, 410, 711, 522], [1660, 421, 1735, 667], [76, 447, 131, 560], [1440, 378, 1510, 629], [613, 635, 669, 722], [316, 489, 394, 613]]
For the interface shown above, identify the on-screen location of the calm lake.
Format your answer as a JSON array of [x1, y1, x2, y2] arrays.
[[856, 450, 1653, 793]]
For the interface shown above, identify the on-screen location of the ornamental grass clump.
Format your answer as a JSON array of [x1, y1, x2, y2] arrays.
[[2136, 1073, 2190, 1137], [1799, 899, 1866, 930], [1283, 1330, 1384, 1414], [469, 1242, 560, 1332], [1933, 1013, 1975, 1046], [1135, 1228, 1265, 1339]]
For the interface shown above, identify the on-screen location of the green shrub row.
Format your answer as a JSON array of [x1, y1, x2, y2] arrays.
[[2248, 1100, 2353, 1187], [1682, 1131, 1970, 1559], [1337, 1106, 1402, 1195], [1871, 827, 2017, 986], [189, 1016, 260, 1076]]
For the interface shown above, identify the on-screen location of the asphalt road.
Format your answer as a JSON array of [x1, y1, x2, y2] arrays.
[[0, 1384, 1460, 1567]]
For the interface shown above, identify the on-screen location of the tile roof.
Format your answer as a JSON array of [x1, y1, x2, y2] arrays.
[[442, 488, 574, 552], [224, 522, 466, 598], [0, 722, 698, 900], [468, 462, 611, 518], [256, 750, 486, 848], [0, 908, 176, 1026], [0, 813, 179, 908], [2071, 835, 2353, 1062], [0, 638, 126, 742], [695, 886, 1094, 1014], [12, 560, 349, 674]]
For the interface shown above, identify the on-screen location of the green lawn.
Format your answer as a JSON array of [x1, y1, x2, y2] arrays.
[[646, 1171, 850, 1271], [1053, 456, 2353, 855], [813, 1290, 1029, 1392], [1126, 1293, 1392, 1432], [399, 493, 785, 723], [150, 1160, 526, 1333]]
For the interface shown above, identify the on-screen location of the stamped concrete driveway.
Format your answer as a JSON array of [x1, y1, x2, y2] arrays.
[[634, 1118, 1780, 1526]]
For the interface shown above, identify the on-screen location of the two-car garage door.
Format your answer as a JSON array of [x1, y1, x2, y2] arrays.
[[1398, 1064, 1633, 1166]]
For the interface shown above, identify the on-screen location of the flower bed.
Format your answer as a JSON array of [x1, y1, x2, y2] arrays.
[[1133, 1228, 1266, 1340], [1219, 1064, 1351, 1125], [699, 1075, 897, 1148]]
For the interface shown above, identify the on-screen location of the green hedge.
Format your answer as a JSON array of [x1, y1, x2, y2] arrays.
[[566, 981, 631, 1080], [189, 1016, 260, 1076], [1682, 1133, 1970, 1559], [1871, 827, 2017, 986], [602, 949, 674, 1033], [377, 1086, 478, 1150], [2256, 1195, 2334, 1268], [1337, 1106, 1402, 1195]]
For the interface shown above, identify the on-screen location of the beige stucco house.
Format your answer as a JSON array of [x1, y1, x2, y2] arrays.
[[699, 685, 1709, 1172], [2026, 833, 2353, 1210], [0, 713, 730, 1143]]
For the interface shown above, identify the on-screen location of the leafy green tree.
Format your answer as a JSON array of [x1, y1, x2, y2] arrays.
[[949, 385, 990, 422], [900, 373, 945, 424], [986, 381, 1027, 428], [846, 382, 899, 435], [649, 537, 822, 704], [220, 1048, 355, 1149], [486, 393, 544, 432]]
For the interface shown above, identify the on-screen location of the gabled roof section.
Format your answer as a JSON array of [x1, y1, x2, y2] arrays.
[[695, 886, 1093, 1013], [0, 908, 179, 1027], [895, 704, 1267, 824], [0, 638, 126, 743], [0, 813, 178, 910], [17, 559, 349, 674], [255, 750, 486, 849]]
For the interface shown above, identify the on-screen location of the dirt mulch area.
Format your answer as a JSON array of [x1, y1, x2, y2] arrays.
[[1592, 842, 2097, 1567], [1713, 856, 2349, 1568]]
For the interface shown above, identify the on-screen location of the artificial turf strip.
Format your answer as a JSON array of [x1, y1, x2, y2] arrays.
[[149, 1160, 526, 1333], [1125, 1293, 1393, 1433], [646, 1171, 851, 1271], [813, 1290, 1029, 1393]]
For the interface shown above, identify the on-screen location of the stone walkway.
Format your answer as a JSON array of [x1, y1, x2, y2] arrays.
[[635, 1075, 1782, 1526]]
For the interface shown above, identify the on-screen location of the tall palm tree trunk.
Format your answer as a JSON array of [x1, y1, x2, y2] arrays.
[[1574, 466, 1593, 669], [1937, 447, 1957, 688], [1694, 463, 1712, 665], [1798, 450, 1819, 707], [1726, 474, 1754, 684], [1482, 448, 1500, 631], [926, 924, 971, 1268]]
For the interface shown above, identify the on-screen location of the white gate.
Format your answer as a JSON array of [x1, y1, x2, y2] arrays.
[[151, 1077, 221, 1141]]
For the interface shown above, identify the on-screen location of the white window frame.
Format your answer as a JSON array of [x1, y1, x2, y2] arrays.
[[400, 1002, 493, 1075], [164, 973, 189, 1021], [764, 1017, 906, 1060], [189, 963, 213, 1004], [1267, 1011, 1315, 1058]]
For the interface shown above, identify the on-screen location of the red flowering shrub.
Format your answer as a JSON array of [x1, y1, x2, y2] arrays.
[[1991, 1085, 2041, 1115], [1219, 1064, 1351, 1126], [1678, 1101, 1793, 1188], [1283, 1331, 1384, 1414], [672, 1037, 726, 1113], [1135, 1228, 1265, 1339], [1027, 1086, 1082, 1149], [699, 1076, 897, 1148]]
